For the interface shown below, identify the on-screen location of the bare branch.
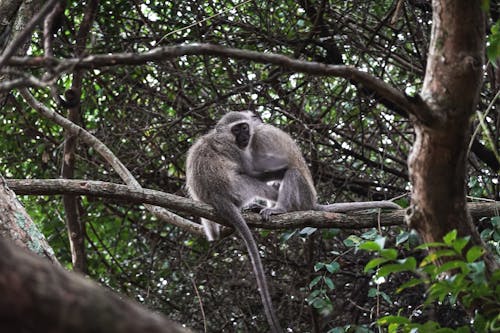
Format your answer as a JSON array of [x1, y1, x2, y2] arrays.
[[18, 88, 203, 236], [10, 43, 431, 117], [8, 178, 499, 231]]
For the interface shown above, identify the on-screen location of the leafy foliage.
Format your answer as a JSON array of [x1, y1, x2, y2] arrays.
[[1, 0, 499, 331], [362, 230, 500, 333]]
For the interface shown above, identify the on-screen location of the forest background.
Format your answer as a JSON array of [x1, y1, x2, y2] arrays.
[[0, 0, 499, 332]]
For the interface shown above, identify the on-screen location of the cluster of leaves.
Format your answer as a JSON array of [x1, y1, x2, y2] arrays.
[[361, 229, 500, 332], [305, 219, 500, 333]]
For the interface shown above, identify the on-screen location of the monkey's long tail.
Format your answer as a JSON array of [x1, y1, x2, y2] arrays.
[[216, 202, 283, 333], [316, 201, 402, 212]]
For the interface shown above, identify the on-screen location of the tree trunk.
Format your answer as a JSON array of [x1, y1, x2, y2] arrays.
[[0, 236, 191, 333], [0, 176, 59, 264], [407, 0, 497, 270]]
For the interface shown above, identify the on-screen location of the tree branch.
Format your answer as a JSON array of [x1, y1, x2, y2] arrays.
[[0, 237, 191, 333], [0, 0, 59, 69], [0, 177, 60, 264], [11, 43, 427, 117], [18, 88, 203, 236], [7, 178, 499, 231]]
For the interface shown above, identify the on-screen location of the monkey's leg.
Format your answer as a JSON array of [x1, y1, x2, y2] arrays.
[[200, 218, 221, 241], [236, 175, 280, 203], [260, 168, 315, 221]]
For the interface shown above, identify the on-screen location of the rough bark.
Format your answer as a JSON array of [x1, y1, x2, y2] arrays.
[[6, 178, 499, 231], [0, 176, 59, 264], [0, 236, 191, 333], [407, 0, 498, 270]]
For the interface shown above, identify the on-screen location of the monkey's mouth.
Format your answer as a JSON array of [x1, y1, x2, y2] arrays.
[[237, 138, 249, 148]]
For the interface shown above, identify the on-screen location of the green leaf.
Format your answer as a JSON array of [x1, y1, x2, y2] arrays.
[[377, 258, 417, 278], [377, 315, 411, 325], [421, 249, 457, 266], [361, 228, 379, 240], [324, 276, 335, 290], [397, 278, 424, 293], [452, 237, 470, 254], [312, 298, 326, 309], [325, 261, 340, 273], [281, 230, 296, 242], [396, 232, 410, 246], [466, 246, 484, 262], [314, 262, 325, 272], [380, 248, 398, 260], [359, 237, 386, 252], [300, 227, 317, 237], [365, 257, 391, 272], [344, 235, 362, 247], [443, 230, 458, 245], [467, 261, 486, 284], [487, 20, 500, 63], [416, 241, 446, 250], [309, 276, 322, 289], [367, 288, 378, 297], [435, 260, 469, 275], [379, 291, 392, 305]]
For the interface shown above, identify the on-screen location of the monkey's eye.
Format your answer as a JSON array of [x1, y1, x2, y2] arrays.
[[241, 123, 249, 131]]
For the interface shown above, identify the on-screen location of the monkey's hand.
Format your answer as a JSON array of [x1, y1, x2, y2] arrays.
[[260, 206, 287, 222]]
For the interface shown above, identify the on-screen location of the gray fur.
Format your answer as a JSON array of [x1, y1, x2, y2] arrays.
[[230, 111, 401, 220], [185, 115, 282, 333]]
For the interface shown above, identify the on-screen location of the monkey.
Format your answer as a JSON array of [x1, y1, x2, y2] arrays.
[[51, 86, 80, 109], [216, 111, 401, 221], [185, 115, 284, 333]]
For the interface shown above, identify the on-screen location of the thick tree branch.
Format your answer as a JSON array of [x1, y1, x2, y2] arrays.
[[0, 237, 191, 333], [10, 43, 428, 118], [56, 0, 99, 276], [18, 88, 203, 236], [7, 178, 499, 231]]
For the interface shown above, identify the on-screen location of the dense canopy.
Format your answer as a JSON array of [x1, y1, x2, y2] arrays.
[[0, 0, 499, 332]]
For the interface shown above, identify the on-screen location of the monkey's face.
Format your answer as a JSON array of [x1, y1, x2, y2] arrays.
[[231, 122, 251, 148]]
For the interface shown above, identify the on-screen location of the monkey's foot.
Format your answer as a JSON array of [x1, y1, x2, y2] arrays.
[[259, 207, 286, 222]]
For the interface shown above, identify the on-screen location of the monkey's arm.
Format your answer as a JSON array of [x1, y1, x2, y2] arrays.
[[243, 154, 288, 181]]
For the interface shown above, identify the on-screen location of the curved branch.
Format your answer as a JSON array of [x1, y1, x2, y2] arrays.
[[7, 178, 499, 231], [11, 43, 425, 118], [18, 88, 203, 236]]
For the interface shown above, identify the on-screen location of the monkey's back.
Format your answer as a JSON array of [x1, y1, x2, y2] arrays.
[[185, 131, 244, 206], [253, 124, 317, 197]]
